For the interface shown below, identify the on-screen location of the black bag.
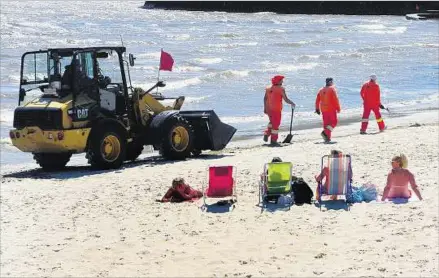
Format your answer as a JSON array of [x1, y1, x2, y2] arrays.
[[291, 177, 313, 205]]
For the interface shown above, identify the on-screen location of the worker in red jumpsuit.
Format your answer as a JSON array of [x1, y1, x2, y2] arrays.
[[315, 77, 341, 143], [263, 75, 295, 146], [360, 74, 386, 134]]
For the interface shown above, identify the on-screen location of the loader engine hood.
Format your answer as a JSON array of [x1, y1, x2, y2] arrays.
[[22, 96, 71, 109], [14, 97, 73, 130]]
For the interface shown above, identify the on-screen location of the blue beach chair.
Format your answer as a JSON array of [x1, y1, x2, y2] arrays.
[[317, 154, 353, 210]]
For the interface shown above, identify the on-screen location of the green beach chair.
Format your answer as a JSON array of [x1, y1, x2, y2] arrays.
[[259, 162, 293, 210]]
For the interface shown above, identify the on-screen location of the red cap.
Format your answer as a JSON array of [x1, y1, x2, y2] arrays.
[[271, 75, 284, 85]]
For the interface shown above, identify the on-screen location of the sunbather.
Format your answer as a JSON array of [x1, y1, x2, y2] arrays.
[[160, 177, 203, 203], [381, 154, 423, 201], [260, 157, 283, 180], [315, 150, 347, 200]]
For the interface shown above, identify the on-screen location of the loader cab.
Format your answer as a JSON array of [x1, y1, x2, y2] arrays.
[[67, 48, 129, 121], [68, 48, 129, 121], [19, 50, 51, 106], [18, 47, 129, 122], [93, 49, 128, 115], [18, 49, 93, 102], [67, 50, 100, 121], [19, 49, 80, 105]]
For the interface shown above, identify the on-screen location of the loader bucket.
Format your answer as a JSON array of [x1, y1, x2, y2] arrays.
[[178, 110, 236, 151]]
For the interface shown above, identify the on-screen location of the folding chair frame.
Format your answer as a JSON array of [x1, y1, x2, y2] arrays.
[[259, 162, 293, 211], [202, 165, 237, 211], [317, 154, 353, 211]]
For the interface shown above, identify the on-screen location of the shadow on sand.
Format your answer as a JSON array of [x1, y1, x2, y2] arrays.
[[314, 200, 350, 211], [387, 198, 411, 204], [202, 199, 236, 213], [2, 153, 230, 180], [363, 131, 383, 135], [260, 202, 291, 212], [314, 141, 338, 145]]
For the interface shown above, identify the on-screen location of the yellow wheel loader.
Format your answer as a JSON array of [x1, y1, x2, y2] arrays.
[[9, 47, 236, 170]]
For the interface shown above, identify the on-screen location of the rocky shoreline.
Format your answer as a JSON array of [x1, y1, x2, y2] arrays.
[[143, 1, 439, 16]]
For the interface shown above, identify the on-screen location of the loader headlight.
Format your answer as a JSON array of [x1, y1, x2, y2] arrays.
[[9, 131, 15, 139]]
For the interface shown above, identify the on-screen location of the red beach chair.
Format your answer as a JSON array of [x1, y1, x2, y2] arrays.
[[202, 166, 237, 210]]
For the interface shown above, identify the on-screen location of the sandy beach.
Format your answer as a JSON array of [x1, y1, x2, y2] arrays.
[[1, 110, 438, 277]]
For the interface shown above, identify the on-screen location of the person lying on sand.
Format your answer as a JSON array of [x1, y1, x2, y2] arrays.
[[159, 177, 203, 203], [381, 154, 423, 201]]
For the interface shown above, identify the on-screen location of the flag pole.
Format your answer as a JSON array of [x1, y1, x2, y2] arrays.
[[156, 48, 162, 95]]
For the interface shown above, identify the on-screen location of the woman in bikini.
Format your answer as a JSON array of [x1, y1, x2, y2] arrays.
[[381, 154, 423, 201]]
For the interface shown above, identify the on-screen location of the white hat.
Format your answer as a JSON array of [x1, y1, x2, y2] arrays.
[[370, 74, 377, 81]]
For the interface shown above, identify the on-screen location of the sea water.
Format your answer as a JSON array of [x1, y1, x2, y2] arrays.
[[1, 1, 438, 166]]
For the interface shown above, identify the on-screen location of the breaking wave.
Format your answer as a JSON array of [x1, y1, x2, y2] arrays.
[[194, 58, 223, 64], [261, 62, 319, 72], [275, 41, 309, 47], [355, 24, 407, 34], [174, 66, 206, 72], [205, 70, 250, 79], [205, 42, 258, 49]]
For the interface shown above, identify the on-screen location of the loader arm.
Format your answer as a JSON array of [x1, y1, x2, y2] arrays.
[[132, 81, 186, 126]]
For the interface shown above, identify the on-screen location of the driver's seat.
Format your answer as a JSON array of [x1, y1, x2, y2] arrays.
[[99, 84, 125, 115]]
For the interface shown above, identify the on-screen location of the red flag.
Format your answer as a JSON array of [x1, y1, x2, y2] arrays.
[[159, 49, 174, 71]]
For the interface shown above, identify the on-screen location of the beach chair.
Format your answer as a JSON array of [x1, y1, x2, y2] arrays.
[[259, 162, 293, 210], [317, 154, 353, 210], [202, 166, 237, 210]]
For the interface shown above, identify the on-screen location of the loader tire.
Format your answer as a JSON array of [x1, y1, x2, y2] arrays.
[[160, 115, 194, 160], [87, 125, 126, 170], [125, 141, 144, 161], [33, 153, 71, 171]]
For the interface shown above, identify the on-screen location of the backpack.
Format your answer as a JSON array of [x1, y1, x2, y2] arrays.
[[291, 177, 313, 205]]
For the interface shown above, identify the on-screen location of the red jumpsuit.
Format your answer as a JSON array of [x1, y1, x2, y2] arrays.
[[360, 80, 385, 132], [315, 86, 341, 140], [264, 85, 284, 143]]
